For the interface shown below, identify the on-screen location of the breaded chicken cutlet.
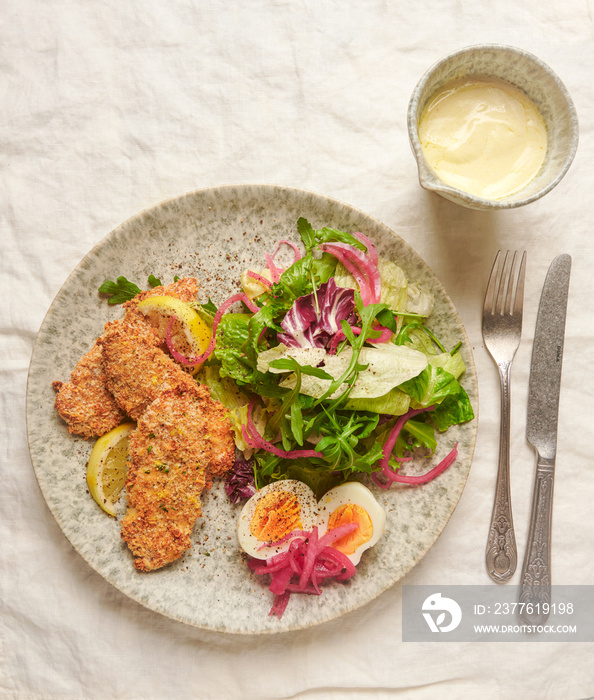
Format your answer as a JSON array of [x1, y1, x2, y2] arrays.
[[52, 342, 126, 438], [52, 277, 200, 437], [121, 385, 235, 571], [99, 313, 197, 422], [53, 276, 236, 572]]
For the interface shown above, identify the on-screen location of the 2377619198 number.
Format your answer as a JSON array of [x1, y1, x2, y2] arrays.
[[491, 602, 574, 616]]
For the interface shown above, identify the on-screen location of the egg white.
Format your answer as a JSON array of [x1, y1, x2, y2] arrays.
[[316, 482, 386, 565]]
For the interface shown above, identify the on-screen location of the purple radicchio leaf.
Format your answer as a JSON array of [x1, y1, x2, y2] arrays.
[[225, 457, 257, 504], [277, 278, 357, 349]]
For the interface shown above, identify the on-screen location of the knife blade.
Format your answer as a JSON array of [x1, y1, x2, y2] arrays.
[[519, 254, 571, 625]]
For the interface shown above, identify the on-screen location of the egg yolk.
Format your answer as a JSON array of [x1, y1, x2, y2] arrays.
[[250, 490, 302, 542], [327, 504, 373, 555]]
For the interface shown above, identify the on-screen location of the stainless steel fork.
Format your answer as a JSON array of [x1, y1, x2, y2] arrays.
[[483, 250, 527, 583]]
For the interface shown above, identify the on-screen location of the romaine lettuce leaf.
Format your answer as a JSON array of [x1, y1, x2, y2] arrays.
[[400, 363, 475, 431], [407, 281, 434, 317], [197, 364, 249, 410], [430, 387, 475, 431], [400, 363, 461, 407], [372, 416, 438, 458], [214, 312, 267, 385], [213, 313, 251, 382]]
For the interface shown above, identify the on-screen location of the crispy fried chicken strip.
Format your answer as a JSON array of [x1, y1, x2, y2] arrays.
[[52, 343, 125, 438], [100, 315, 198, 421], [121, 385, 235, 571], [52, 278, 200, 437]]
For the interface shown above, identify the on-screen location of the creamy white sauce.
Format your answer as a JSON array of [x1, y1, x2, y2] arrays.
[[418, 77, 548, 200]]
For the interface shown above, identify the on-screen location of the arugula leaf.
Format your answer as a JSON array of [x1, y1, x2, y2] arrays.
[[297, 217, 317, 251], [201, 298, 218, 315], [267, 252, 337, 305], [269, 358, 333, 381], [267, 357, 332, 443], [313, 409, 381, 474], [98, 276, 141, 304], [375, 307, 397, 333], [290, 398, 304, 446], [148, 274, 162, 287], [315, 226, 367, 251], [395, 320, 446, 353], [296, 217, 365, 253]]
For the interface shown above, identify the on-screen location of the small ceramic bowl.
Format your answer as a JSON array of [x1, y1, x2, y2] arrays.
[[407, 44, 579, 210]]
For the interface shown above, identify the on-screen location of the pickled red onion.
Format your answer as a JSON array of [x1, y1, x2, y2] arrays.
[[246, 270, 272, 288], [265, 252, 282, 283], [379, 406, 434, 469], [370, 405, 458, 489], [241, 400, 319, 459], [375, 444, 459, 486], [248, 523, 359, 618], [320, 241, 381, 306], [272, 239, 302, 264], [352, 231, 379, 267]]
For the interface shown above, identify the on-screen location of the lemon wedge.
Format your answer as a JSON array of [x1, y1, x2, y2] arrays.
[[136, 295, 212, 373], [87, 422, 134, 517]]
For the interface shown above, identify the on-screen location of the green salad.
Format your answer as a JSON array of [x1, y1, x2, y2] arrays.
[[192, 218, 474, 498]]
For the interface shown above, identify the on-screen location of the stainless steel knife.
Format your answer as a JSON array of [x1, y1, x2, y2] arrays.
[[519, 254, 571, 625]]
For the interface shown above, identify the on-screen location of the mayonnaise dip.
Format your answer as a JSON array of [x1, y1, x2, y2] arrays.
[[418, 77, 548, 200]]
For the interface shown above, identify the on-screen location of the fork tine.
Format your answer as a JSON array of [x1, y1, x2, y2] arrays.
[[504, 252, 518, 315], [513, 251, 527, 317], [495, 251, 511, 315], [484, 250, 502, 314]]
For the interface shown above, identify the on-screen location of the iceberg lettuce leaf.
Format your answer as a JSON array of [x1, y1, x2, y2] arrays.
[[258, 342, 428, 399], [428, 350, 466, 379], [345, 387, 411, 416]]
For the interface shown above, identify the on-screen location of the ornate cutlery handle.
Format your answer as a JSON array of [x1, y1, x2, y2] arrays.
[[486, 361, 517, 582], [518, 453, 554, 625]]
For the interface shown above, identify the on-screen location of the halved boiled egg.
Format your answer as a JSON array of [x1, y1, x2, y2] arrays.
[[317, 482, 386, 565], [237, 479, 318, 559]]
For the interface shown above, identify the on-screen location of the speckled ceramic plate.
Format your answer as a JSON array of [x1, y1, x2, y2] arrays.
[[27, 184, 478, 634]]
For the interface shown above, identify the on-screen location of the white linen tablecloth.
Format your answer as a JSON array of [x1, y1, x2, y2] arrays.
[[2, 1, 593, 698]]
